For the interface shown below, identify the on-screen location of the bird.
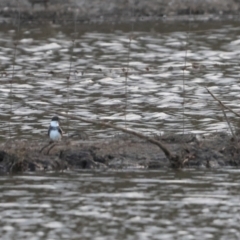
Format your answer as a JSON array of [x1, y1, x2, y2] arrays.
[[48, 116, 63, 142]]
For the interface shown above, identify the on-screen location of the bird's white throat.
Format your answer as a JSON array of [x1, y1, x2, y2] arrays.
[[50, 121, 59, 127]]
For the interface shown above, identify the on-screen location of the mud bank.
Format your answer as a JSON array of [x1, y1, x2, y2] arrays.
[[0, 0, 240, 24], [0, 132, 239, 173]]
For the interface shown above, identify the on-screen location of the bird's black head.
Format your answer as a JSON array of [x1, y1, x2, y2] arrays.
[[51, 116, 60, 121]]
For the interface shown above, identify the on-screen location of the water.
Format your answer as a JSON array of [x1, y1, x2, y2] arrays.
[[1, 21, 240, 140], [1, 20, 240, 239], [0, 169, 239, 239]]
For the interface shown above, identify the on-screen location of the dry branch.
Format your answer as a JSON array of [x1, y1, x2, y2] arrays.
[[205, 87, 240, 118], [13, 95, 182, 168], [205, 87, 236, 139]]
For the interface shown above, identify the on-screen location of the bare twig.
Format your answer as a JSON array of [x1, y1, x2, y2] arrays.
[[205, 87, 236, 139], [9, 0, 21, 139], [221, 107, 235, 139], [205, 87, 240, 118], [124, 1, 134, 129], [40, 142, 54, 153], [182, 7, 192, 134], [124, 35, 132, 128], [66, 10, 77, 137], [46, 143, 58, 154]]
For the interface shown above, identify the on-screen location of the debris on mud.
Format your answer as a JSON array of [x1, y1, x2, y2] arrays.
[[0, 132, 240, 173]]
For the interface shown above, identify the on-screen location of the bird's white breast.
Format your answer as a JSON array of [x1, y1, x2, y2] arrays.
[[49, 129, 61, 141]]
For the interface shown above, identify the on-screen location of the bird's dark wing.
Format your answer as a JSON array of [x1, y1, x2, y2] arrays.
[[48, 126, 51, 136], [58, 126, 63, 136]]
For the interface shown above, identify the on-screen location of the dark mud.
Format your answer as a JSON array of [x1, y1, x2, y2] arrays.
[[0, 132, 239, 173], [1, 0, 240, 24]]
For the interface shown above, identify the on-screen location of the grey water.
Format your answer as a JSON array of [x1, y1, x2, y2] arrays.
[[1, 21, 240, 140], [1, 20, 240, 239], [0, 169, 240, 240]]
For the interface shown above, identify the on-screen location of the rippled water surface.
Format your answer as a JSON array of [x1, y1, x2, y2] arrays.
[[1, 21, 240, 140], [1, 169, 240, 240]]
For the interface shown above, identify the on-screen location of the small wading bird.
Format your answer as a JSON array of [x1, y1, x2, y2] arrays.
[[48, 116, 63, 142], [40, 116, 63, 154]]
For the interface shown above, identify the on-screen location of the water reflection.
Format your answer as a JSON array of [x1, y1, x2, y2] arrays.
[[1, 22, 240, 140], [0, 169, 240, 239]]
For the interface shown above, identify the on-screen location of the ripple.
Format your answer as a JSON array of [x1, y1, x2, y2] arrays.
[[1, 170, 240, 239], [0, 22, 240, 141]]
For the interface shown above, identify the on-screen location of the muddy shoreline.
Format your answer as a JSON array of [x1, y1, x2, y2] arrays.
[[0, 132, 239, 173], [0, 0, 240, 24]]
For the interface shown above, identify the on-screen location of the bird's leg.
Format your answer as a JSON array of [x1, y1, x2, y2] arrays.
[[40, 141, 54, 154]]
